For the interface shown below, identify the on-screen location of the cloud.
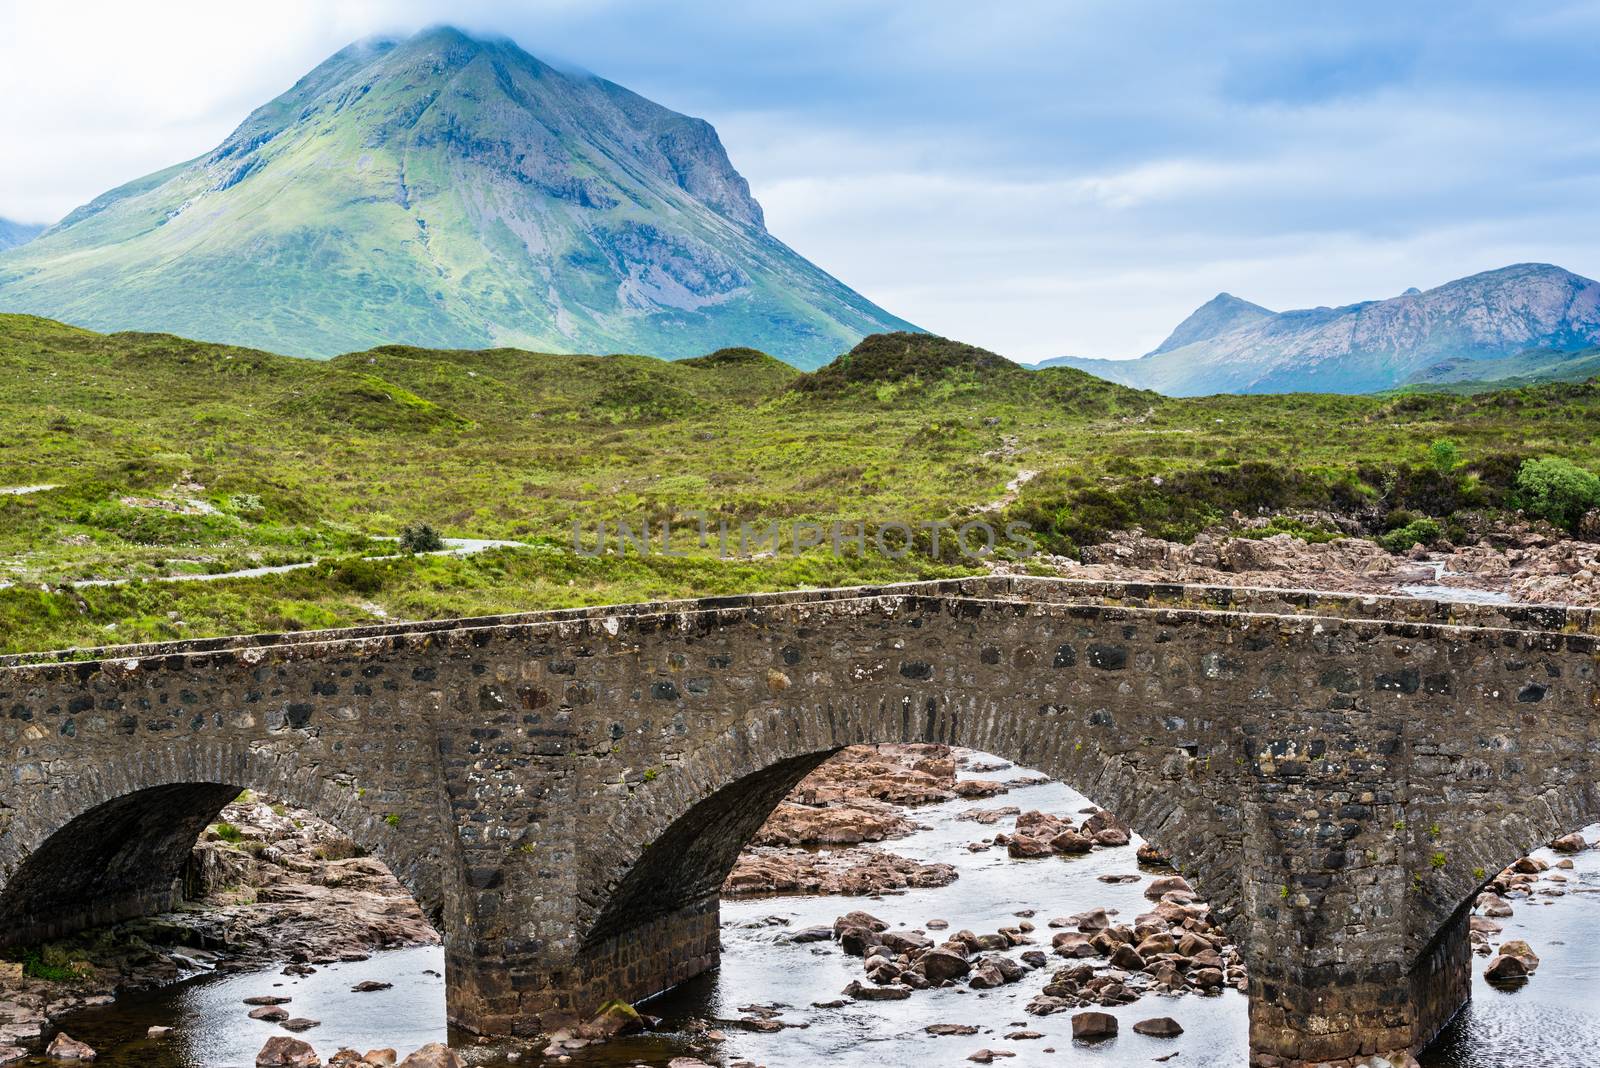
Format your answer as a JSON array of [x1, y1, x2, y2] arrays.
[[2, 0, 1599, 359]]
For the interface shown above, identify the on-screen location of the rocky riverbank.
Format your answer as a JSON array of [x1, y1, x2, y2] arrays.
[[1000, 516, 1600, 605], [1471, 830, 1594, 987]]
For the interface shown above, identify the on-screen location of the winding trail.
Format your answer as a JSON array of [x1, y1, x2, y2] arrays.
[[1, 538, 524, 592]]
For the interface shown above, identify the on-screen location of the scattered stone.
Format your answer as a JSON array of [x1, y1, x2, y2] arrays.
[[250, 1006, 292, 1023], [1551, 833, 1589, 853], [147, 1026, 174, 1039], [926, 1024, 980, 1036], [281, 1019, 321, 1033], [842, 980, 912, 1000], [966, 1051, 1016, 1062], [245, 996, 293, 1006], [351, 981, 393, 993], [1133, 1017, 1184, 1037]]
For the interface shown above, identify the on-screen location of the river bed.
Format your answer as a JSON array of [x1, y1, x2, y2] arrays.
[[38, 761, 1600, 1067]]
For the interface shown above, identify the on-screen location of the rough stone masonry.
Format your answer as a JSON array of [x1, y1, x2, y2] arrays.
[[0, 576, 1596, 1066]]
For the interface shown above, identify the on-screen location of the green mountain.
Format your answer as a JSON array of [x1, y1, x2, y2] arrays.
[[0, 27, 915, 368], [0, 218, 44, 251], [1046, 264, 1600, 395]]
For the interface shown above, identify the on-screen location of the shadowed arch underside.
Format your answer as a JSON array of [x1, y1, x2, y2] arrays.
[[0, 782, 242, 947]]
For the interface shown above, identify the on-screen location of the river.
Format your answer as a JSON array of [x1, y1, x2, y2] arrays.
[[36, 759, 1600, 1067]]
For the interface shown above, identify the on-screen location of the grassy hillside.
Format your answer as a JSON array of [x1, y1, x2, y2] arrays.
[[2, 314, 1597, 653]]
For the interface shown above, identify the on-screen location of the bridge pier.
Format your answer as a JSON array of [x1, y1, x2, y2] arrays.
[[1246, 910, 1471, 1065], [446, 896, 722, 1036]]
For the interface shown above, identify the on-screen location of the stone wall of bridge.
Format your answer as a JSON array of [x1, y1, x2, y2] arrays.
[[0, 577, 1595, 1066]]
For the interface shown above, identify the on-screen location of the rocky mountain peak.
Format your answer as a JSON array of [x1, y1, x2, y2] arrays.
[[1148, 292, 1275, 356]]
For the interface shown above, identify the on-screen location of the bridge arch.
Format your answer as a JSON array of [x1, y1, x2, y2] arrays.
[[0, 738, 445, 948], [578, 696, 1246, 955]]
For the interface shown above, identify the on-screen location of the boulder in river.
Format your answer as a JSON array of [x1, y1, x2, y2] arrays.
[[1006, 835, 1054, 858], [250, 1006, 291, 1022], [1484, 954, 1530, 983], [1144, 875, 1193, 900], [281, 1019, 321, 1033], [45, 1033, 97, 1060], [255, 1036, 321, 1068], [350, 981, 393, 993], [1072, 1011, 1119, 1039], [396, 1044, 464, 1068], [1497, 940, 1540, 971], [1477, 893, 1514, 917], [1133, 1017, 1184, 1037], [920, 948, 972, 983], [1550, 833, 1589, 853]]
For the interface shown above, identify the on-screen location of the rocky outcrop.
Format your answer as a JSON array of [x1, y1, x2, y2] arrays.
[[725, 847, 957, 895]]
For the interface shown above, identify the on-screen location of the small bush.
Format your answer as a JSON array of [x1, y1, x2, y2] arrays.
[[1514, 457, 1600, 531], [1428, 439, 1461, 474], [17, 947, 87, 982], [1379, 518, 1442, 553], [213, 822, 243, 843], [398, 522, 446, 554], [324, 556, 386, 594]]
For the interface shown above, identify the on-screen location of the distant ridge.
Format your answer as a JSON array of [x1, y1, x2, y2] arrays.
[[0, 27, 916, 368], [1042, 263, 1600, 395]]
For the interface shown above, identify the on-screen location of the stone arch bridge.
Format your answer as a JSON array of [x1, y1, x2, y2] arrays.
[[1, 577, 1596, 1066]]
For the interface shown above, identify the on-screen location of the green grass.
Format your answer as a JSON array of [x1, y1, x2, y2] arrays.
[[1, 314, 1598, 654]]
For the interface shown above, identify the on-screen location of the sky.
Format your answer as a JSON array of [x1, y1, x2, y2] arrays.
[[3, 1, 1600, 360]]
